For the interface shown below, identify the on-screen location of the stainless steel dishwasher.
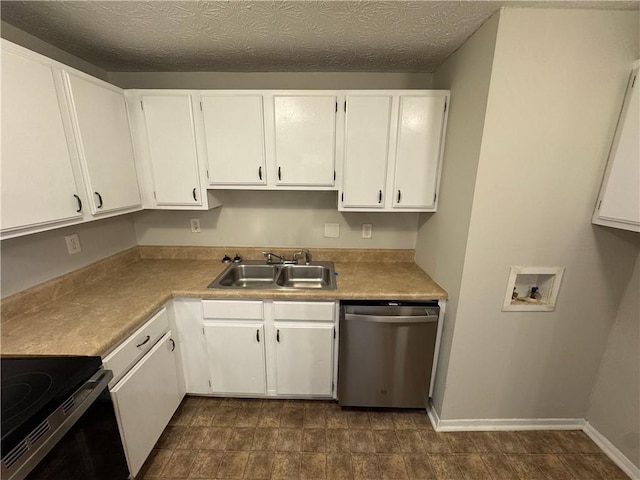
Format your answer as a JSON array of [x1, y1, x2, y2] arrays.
[[338, 300, 440, 408]]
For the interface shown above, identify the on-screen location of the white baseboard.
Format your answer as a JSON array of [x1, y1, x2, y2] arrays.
[[426, 404, 639, 480], [583, 422, 640, 480]]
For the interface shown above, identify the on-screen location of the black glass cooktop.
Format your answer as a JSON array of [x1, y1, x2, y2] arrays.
[[1, 355, 102, 456]]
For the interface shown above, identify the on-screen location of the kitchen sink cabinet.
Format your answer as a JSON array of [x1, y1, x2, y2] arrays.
[[204, 323, 268, 395], [201, 93, 267, 186], [195, 299, 337, 398], [592, 65, 639, 232], [1, 41, 84, 238], [339, 91, 449, 212], [64, 71, 142, 216]]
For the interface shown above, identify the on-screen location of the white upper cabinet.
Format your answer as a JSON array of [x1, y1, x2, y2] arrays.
[[342, 95, 392, 208], [339, 91, 449, 212], [64, 72, 141, 215], [273, 94, 337, 187], [593, 65, 639, 232], [201, 94, 266, 186], [392, 95, 448, 210], [140, 94, 203, 206], [1, 42, 83, 238]]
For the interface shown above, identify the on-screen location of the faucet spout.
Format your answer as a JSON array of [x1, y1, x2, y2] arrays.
[[293, 249, 312, 265]]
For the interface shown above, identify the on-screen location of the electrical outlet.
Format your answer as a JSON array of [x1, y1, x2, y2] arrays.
[[64, 233, 82, 255], [362, 223, 372, 239], [324, 223, 340, 238], [190, 218, 201, 233]]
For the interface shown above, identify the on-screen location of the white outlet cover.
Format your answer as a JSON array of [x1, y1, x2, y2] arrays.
[[190, 217, 201, 233], [64, 233, 82, 255], [324, 223, 340, 238], [362, 223, 372, 239]]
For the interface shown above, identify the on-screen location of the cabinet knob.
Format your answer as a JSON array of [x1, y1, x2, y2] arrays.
[[397, 190, 402, 203], [258, 166, 262, 181], [73, 194, 82, 213], [378, 190, 382, 204], [94, 191, 103, 209], [192, 188, 198, 201]]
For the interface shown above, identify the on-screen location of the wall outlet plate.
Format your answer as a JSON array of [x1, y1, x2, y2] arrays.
[[190, 218, 201, 233], [64, 233, 82, 255], [362, 223, 372, 239], [324, 223, 340, 238]]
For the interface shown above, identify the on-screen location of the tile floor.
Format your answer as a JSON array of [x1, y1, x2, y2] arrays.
[[138, 396, 628, 479]]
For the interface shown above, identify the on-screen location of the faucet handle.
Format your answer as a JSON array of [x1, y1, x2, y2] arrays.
[[293, 249, 311, 265]]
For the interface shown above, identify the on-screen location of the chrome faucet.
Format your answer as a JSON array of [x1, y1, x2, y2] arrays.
[[262, 252, 285, 264], [293, 249, 312, 265]]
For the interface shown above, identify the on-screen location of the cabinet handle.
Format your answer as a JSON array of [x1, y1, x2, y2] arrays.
[[136, 335, 151, 348], [258, 166, 262, 180], [397, 190, 402, 203], [192, 188, 198, 201], [278, 167, 282, 181], [256, 329, 260, 342], [169, 338, 176, 352], [94, 191, 103, 209], [276, 329, 280, 343], [378, 190, 382, 204], [73, 194, 82, 213]]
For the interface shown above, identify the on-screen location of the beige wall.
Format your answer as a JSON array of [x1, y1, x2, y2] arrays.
[[587, 251, 640, 469], [415, 13, 500, 414], [1, 22, 109, 81], [438, 9, 639, 421], [1, 216, 137, 298], [108, 71, 433, 90], [133, 191, 418, 249]]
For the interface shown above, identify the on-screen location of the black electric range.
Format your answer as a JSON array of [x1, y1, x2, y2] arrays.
[[1, 355, 129, 480]]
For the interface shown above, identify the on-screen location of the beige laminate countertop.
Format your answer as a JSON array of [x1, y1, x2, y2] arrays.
[[1, 258, 447, 358]]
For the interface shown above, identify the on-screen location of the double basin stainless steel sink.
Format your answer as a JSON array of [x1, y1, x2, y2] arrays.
[[208, 260, 337, 290]]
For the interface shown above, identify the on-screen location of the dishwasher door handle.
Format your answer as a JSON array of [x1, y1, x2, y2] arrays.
[[344, 313, 438, 324]]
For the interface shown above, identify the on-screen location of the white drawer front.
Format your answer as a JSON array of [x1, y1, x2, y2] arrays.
[[103, 307, 169, 386], [202, 300, 263, 320], [273, 301, 335, 321]]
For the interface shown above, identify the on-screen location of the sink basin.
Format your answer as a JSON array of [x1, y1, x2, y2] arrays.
[[208, 261, 336, 290], [276, 265, 333, 289], [213, 264, 278, 288]]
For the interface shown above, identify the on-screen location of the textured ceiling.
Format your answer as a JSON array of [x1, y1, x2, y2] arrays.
[[1, 1, 638, 72]]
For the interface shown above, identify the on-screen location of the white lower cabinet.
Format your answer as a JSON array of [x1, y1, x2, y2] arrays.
[[103, 306, 184, 478], [204, 323, 267, 395], [274, 323, 334, 396], [191, 299, 337, 398]]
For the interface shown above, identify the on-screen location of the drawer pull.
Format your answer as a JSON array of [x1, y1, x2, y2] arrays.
[[276, 329, 280, 343], [256, 329, 260, 342], [169, 338, 176, 351], [136, 335, 151, 348]]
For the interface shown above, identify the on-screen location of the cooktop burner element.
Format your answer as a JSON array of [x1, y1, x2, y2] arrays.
[[1, 355, 102, 457]]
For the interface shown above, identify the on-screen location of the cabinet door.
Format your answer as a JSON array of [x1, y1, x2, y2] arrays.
[[204, 323, 266, 395], [65, 72, 141, 214], [1, 44, 82, 233], [111, 332, 183, 477], [141, 95, 202, 206], [593, 68, 640, 231], [342, 95, 392, 208], [273, 95, 336, 186], [274, 323, 333, 396], [392, 95, 447, 209], [202, 94, 266, 186], [174, 300, 210, 395]]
